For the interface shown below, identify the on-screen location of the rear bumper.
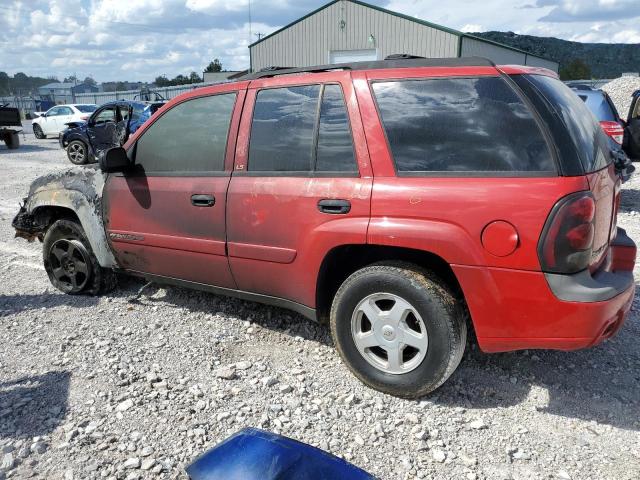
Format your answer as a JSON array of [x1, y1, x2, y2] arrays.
[[454, 228, 637, 353]]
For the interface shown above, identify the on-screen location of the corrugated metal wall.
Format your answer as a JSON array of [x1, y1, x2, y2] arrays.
[[250, 0, 458, 71], [461, 36, 559, 72], [250, 1, 559, 73], [523, 55, 559, 72]]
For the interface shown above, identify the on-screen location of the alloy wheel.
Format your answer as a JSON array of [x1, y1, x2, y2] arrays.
[[68, 142, 86, 164], [48, 239, 91, 293], [351, 292, 428, 374]]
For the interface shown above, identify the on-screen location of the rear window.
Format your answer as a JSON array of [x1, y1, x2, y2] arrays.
[[519, 75, 611, 173], [75, 105, 97, 113], [576, 92, 617, 122], [372, 77, 555, 174]]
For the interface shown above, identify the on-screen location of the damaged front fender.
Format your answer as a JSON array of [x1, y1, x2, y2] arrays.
[[12, 165, 117, 268]]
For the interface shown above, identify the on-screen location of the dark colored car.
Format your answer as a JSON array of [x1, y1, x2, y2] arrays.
[[0, 105, 22, 149], [59, 100, 165, 165], [624, 89, 640, 161], [13, 57, 637, 398], [571, 85, 640, 162]]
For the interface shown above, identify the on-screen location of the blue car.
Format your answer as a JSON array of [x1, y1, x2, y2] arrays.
[[59, 100, 165, 165]]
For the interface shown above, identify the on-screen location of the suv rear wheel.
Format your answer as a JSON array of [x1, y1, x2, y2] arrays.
[[330, 263, 466, 398], [43, 219, 116, 295]]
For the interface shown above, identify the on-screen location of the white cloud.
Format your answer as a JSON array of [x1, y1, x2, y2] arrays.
[[0, 0, 638, 83], [461, 24, 485, 33]]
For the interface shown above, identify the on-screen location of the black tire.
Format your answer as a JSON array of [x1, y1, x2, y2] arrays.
[[33, 124, 45, 139], [4, 132, 20, 149], [43, 219, 116, 295], [66, 140, 88, 165], [330, 262, 466, 398]]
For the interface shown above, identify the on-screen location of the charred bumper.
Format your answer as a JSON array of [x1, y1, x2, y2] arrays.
[[12, 204, 43, 241]]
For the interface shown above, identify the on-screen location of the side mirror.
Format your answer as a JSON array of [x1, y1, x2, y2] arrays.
[[100, 147, 131, 173]]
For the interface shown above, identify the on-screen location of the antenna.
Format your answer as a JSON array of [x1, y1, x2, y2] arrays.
[[255, 32, 265, 40], [248, 0, 252, 42]]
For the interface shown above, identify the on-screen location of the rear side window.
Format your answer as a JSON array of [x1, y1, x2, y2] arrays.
[[248, 84, 357, 173], [75, 105, 97, 113], [519, 75, 610, 173], [372, 77, 555, 174], [315, 85, 356, 172], [249, 85, 320, 171], [135, 93, 236, 174]]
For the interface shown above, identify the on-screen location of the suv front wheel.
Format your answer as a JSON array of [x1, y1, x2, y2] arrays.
[[43, 219, 116, 295], [330, 263, 466, 398]]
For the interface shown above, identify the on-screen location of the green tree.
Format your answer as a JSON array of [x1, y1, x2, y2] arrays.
[[63, 75, 78, 84], [204, 58, 222, 73], [189, 71, 201, 83], [154, 75, 170, 87], [83, 76, 97, 86], [0, 72, 9, 95], [559, 59, 591, 81]]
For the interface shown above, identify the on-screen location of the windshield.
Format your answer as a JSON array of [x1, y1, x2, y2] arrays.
[[520, 75, 611, 173], [75, 105, 97, 113]]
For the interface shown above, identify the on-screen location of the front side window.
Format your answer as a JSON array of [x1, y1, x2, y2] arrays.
[[248, 84, 357, 173], [372, 77, 555, 174], [47, 107, 62, 116], [134, 93, 236, 174], [94, 107, 116, 125]]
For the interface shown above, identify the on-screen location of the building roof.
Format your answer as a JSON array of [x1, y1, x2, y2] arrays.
[[248, 0, 556, 64], [40, 82, 76, 90]]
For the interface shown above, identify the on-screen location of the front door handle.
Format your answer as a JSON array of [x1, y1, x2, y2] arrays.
[[318, 199, 351, 214], [191, 194, 215, 207]]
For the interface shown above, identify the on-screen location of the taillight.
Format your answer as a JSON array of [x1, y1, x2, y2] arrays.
[[600, 121, 624, 144], [538, 192, 596, 274]]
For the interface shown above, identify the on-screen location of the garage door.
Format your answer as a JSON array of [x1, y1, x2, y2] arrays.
[[329, 49, 378, 64]]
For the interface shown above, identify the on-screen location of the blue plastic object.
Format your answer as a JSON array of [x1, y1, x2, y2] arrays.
[[186, 428, 376, 480]]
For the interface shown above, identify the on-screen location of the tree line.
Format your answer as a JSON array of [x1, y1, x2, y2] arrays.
[[0, 58, 224, 96]]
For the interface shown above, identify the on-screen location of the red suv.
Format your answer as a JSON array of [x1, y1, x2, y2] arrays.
[[13, 57, 637, 398]]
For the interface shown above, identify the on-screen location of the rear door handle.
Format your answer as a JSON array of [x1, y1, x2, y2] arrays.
[[191, 194, 215, 207], [318, 199, 351, 214]]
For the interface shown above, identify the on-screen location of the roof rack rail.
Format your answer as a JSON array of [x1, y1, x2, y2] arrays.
[[258, 66, 292, 72], [241, 56, 495, 80], [384, 53, 426, 60]]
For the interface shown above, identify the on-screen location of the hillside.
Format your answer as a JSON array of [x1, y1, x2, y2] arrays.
[[472, 31, 640, 79]]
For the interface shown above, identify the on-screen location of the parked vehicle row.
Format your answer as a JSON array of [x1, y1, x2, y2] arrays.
[[31, 100, 164, 164], [59, 100, 165, 164], [12, 57, 636, 397], [31, 104, 97, 139]]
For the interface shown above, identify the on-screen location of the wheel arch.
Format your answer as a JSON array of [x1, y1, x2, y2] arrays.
[[24, 188, 116, 268], [315, 244, 470, 326]]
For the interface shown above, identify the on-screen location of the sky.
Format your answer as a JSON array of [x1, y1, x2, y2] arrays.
[[0, 0, 639, 82]]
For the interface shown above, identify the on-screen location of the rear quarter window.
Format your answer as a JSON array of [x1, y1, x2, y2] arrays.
[[518, 75, 611, 173], [372, 76, 555, 175]]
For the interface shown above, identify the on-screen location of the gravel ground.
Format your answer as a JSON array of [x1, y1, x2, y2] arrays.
[[0, 127, 639, 480]]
